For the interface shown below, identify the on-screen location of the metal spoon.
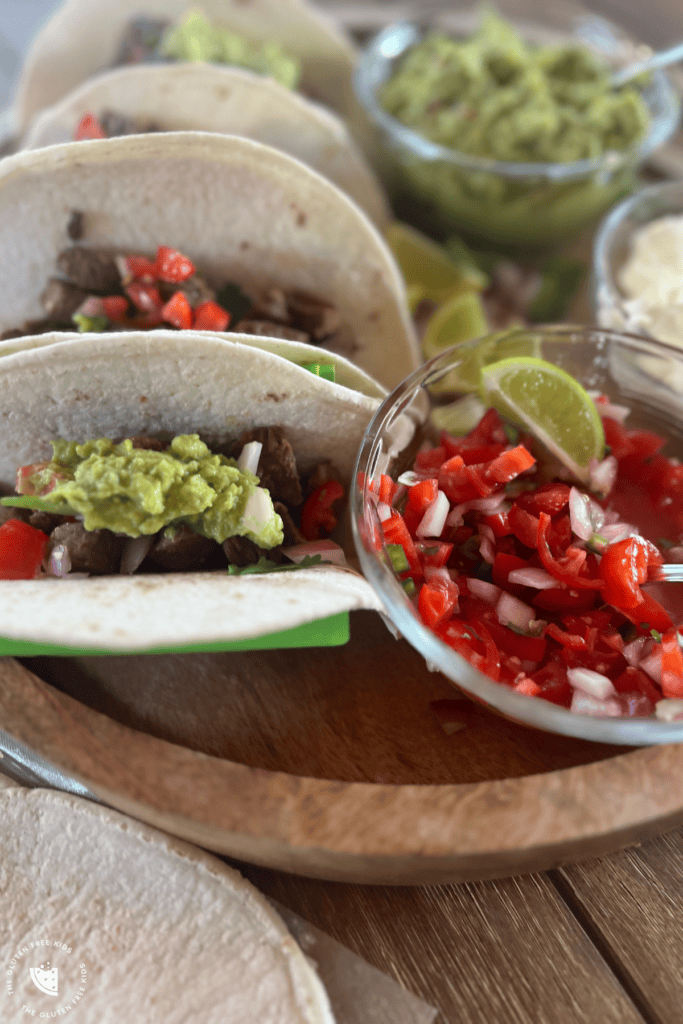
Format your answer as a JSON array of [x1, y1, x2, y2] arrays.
[[611, 40, 683, 87], [652, 564, 683, 583]]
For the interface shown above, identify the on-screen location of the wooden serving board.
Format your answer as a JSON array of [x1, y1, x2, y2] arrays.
[[2, 610, 683, 885]]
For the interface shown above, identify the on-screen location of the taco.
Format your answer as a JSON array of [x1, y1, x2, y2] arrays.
[[0, 132, 418, 388], [20, 63, 389, 227], [15, 0, 360, 134], [0, 330, 387, 650]]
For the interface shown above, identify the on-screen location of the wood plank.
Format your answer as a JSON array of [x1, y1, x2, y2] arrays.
[[554, 823, 683, 1023], [238, 864, 648, 1024]]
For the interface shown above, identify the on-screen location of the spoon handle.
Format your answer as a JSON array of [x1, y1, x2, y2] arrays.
[[612, 40, 683, 87], [652, 563, 683, 583]]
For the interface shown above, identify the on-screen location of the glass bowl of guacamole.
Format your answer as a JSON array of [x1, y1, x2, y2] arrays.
[[354, 9, 680, 248]]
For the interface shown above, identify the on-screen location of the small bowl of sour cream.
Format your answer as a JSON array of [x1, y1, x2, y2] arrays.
[[594, 180, 683, 346]]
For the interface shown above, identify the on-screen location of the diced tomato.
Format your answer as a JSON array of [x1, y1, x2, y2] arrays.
[[482, 509, 510, 538], [492, 552, 529, 594], [74, 112, 106, 140], [0, 520, 48, 579], [482, 445, 536, 487], [612, 666, 660, 704], [516, 483, 570, 517], [661, 631, 683, 699], [301, 481, 345, 542], [545, 622, 586, 649], [415, 446, 447, 473], [193, 301, 231, 332], [537, 513, 602, 590], [101, 295, 129, 322], [508, 502, 540, 549], [533, 587, 597, 613], [601, 417, 631, 459], [620, 591, 673, 636], [599, 537, 661, 611], [124, 255, 158, 281], [407, 479, 438, 514], [126, 282, 163, 314], [416, 541, 453, 569], [530, 660, 572, 707], [514, 678, 541, 697], [484, 618, 547, 662], [155, 246, 195, 283], [161, 290, 193, 330], [418, 575, 459, 629]]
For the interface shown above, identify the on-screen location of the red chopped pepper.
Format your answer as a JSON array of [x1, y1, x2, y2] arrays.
[[155, 246, 195, 283], [161, 291, 193, 330], [301, 481, 345, 542], [0, 520, 48, 579], [74, 112, 106, 140], [418, 575, 459, 629], [190, 300, 231, 331], [537, 513, 602, 590], [599, 537, 649, 610], [661, 631, 683, 699], [126, 282, 163, 314], [376, 474, 398, 505], [124, 255, 158, 281]]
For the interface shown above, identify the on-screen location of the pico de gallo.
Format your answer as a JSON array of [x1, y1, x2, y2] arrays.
[[364, 400, 683, 721]]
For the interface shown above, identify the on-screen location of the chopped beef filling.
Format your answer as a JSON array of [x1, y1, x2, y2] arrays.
[[2, 240, 346, 354], [48, 522, 125, 575], [97, 110, 162, 137], [113, 17, 170, 66], [147, 525, 215, 571], [234, 427, 303, 506], [9, 430, 340, 577]]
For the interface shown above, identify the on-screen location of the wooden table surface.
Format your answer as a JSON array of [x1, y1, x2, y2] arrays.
[[4, 2, 683, 1023], [243, 2, 683, 1022]]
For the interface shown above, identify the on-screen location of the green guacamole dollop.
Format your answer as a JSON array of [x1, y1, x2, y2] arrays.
[[45, 434, 284, 548], [160, 9, 301, 90], [379, 12, 650, 163]]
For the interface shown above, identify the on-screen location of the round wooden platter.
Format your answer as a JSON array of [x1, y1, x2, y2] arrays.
[[2, 610, 683, 885]]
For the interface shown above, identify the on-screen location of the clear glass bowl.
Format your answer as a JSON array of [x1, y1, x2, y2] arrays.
[[352, 325, 683, 745], [354, 5, 680, 248], [594, 180, 683, 339]]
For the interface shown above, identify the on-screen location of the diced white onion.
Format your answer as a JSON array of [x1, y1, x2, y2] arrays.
[[496, 592, 535, 632], [74, 295, 104, 318], [479, 534, 496, 565], [424, 566, 452, 586], [622, 636, 649, 667], [47, 544, 71, 578], [397, 471, 421, 487], [119, 535, 154, 575], [240, 488, 275, 534], [417, 491, 450, 538], [282, 540, 346, 565], [237, 441, 262, 476], [570, 692, 622, 717], [446, 493, 506, 528], [567, 667, 616, 700], [115, 254, 131, 281], [508, 567, 558, 590], [467, 578, 501, 604], [588, 393, 631, 423], [655, 699, 683, 721], [376, 502, 392, 522], [588, 455, 618, 496], [640, 650, 663, 684]]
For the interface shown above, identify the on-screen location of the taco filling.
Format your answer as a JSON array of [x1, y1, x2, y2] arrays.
[[114, 9, 301, 89], [1, 242, 354, 356], [1, 430, 345, 579]]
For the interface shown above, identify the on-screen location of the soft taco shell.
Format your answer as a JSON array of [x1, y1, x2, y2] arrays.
[[16, 0, 359, 133], [21, 64, 389, 226], [0, 786, 335, 1023], [0, 331, 384, 649], [0, 132, 418, 389]]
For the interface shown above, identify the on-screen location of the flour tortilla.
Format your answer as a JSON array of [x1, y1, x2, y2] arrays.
[[21, 63, 389, 227], [0, 331, 385, 650], [0, 132, 418, 389], [15, 0, 359, 134], [0, 786, 335, 1023]]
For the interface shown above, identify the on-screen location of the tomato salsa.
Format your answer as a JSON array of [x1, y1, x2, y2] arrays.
[[365, 401, 683, 720]]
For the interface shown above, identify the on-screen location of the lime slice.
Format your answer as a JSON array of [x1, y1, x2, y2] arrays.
[[480, 357, 605, 482], [422, 291, 489, 393], [385, 222, 488, 305]]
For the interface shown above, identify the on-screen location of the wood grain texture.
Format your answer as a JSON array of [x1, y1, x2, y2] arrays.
[[554, 824, 683, 1024], [237, 865, 647, 1024], [3, 654, 683, 884]]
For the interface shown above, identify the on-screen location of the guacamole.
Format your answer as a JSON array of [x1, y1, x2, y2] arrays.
[[28, 434, 284, 548], [375, 13, 653, 245], [160, 9, 301, 90], [379, 13, 649, 164]]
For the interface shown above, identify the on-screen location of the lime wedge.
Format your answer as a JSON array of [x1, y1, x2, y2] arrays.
[[385, 222, 488, 305], [480, 357, 605, 482], [422, 291, 489, 393]]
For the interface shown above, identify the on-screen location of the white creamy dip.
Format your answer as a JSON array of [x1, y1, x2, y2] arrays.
[[618, 214, 683, 347]]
